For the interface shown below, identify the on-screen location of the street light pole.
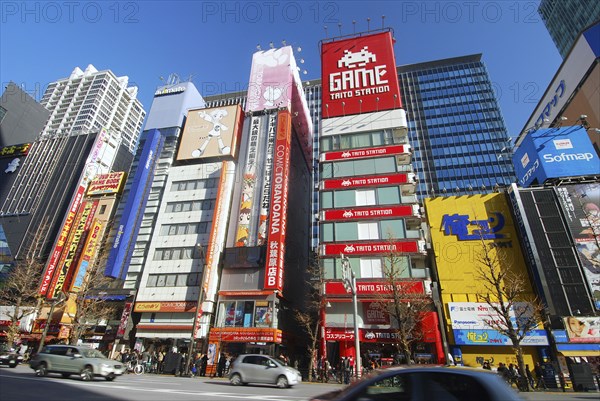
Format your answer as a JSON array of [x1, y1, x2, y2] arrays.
[[341, 254, 362, 379], [185, 244, 206, 376], [37, 292, 66, 353]]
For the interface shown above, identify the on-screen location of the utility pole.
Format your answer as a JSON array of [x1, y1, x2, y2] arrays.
[[341, 254, 362, 379]]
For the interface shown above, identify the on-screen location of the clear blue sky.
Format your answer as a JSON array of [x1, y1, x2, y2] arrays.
[[0, 0, 562, 139]]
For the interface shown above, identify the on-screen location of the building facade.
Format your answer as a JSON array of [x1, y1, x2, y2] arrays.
[[397, 54, 515, 199], [40, 65, 146, 154], [0, 82, 49, 147], [538, 0, 600, 59]]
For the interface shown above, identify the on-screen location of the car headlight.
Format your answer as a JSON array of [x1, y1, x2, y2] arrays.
[[0, 355, 9, 359]]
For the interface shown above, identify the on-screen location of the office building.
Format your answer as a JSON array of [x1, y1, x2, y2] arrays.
[[0, 82, 49, 147], [40, 65, 146, 154], [538, 0, 600, 59]]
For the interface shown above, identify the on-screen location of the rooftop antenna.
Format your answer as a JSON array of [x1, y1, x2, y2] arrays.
[[324, 25, 328, 39], [381, 15, 385, 29], [367, 17, 371, 31], [353, 20, 356, 35], [338, 22, 342, 36]]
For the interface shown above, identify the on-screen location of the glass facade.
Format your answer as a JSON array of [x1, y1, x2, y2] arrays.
[[397, 55, 515, 199], [538, 0, 600, 58]]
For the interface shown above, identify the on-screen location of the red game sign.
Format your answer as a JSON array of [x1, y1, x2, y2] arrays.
[[321, 31, 402, 118]]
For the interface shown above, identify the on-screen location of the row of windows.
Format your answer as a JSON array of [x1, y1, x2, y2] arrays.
[[159, 222, 210, 236], [320, 219, 410, 242], [153, 247, 202, 260], [321, 156, 397, 179], [165, 199, 216, 213], [146, 273, 201, 287], [321, 186, 402, 209], [217, 300, 274, 328], [319, 129, 397, 153], [170, 178, 219, 192], [322, 256, 414, 280]]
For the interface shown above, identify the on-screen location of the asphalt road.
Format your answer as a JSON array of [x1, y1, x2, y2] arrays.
[[1, 363, 599, 401]]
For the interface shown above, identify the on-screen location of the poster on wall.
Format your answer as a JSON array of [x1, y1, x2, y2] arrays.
[[555, 183, 600, 309], [254, 306, 273, 328], [563, 316, 600, 343]]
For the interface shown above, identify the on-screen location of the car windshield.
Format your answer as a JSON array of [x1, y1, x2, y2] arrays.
[[80, 349, 106, 359], [271, 358, 286, 367]]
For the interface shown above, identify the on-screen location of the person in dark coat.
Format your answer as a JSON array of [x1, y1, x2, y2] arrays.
[[200, 353, 208, 376], [217, 353, 227, 377]]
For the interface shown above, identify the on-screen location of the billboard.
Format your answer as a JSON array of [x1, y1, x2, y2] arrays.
[[513, 126, 599, 187], [177, 105, 242, 160], [448, 302, 548, 346], [563, 316, 600, 343], [555, 183, 600, 309], [321, 31, 402, 118], [264, 110, 292, 292], [86, 172, 126, 196]]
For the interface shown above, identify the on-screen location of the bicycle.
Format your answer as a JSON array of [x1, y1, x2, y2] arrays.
[[126, 360, 145, 375]]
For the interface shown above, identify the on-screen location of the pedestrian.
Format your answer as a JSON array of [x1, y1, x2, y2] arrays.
[[497, 363, 509, 382], [342, 356, 351, 384], [525, 364, 534, 390], [217, 353, 227, 377], [483, 361, 491, 370], [200, 353, 208, 376], [534, 362, 547, 390]]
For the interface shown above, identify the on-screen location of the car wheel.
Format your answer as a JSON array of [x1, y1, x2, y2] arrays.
[[230, 373, 243, 386], [276, 375, 289, 389], [35, 363, 48, 377], [62, 373, 71, 378], [80, 366, 93, 381], [105, 374, 116, 381]]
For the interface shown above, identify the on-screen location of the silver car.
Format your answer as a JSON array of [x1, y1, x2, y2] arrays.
[[229, 354, 302, 388], [310, 366, 524, 401], [29, 345, 125, 381]]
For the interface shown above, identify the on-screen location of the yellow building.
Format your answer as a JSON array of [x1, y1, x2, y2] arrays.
[[425, 193, 550, 368]]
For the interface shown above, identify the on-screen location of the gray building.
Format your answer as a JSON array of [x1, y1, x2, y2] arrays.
[[538, 0, 600, 58], [0, 82, 49, 147]]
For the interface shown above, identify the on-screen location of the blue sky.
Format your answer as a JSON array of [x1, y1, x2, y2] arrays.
[[1, 0, 562, 139]]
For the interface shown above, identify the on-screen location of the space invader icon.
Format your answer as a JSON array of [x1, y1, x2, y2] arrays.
[[338, 46, 377, 69]]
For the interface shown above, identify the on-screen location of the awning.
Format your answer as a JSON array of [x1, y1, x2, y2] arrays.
[[559, 350, 600, 357]]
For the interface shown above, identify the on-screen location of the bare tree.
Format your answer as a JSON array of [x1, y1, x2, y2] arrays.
[[372, 242, 433, 365], [473, 231, 545, 391], [292, 251, 323, 381], [65, 242, 118, 345], [0, 224, 48, 346]]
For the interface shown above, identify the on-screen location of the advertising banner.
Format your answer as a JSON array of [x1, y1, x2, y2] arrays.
[[563, 316, 600, 343], [177, 105, 242, 160], [210, 327, 282, 343], [363, 302, 390, 325], [116, 301, 132, 338], [133, 301, 197, 313], [257, 114, 278, 245], [86, 172, 126, 196], [555, 183, 600, 309], [70, 219, 104, 292], [326, 280, 424, 296], [324, 327, 433, 343], [264, 110, 292, 292], [321, 31, 402, 118], [246, 46, 295, 113], [321, 240, 420, 256], [513, 126, 599, 187], [448, 302, 548, 346], [0, 143, 31, 157], [322, 205, 415, 221], [321, 173, 410, 190], [320, 144, 410, 162]]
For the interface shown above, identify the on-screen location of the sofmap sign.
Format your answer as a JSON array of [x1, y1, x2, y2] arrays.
[[321, 31, 402, 118], [513, 126, 599, 187]]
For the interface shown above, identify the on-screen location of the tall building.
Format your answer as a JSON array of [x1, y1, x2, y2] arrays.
[[397, 54, 515, 199], [538, 0, 600, 59], [40, 65, 146, 154], [0, 82, 49, 147]]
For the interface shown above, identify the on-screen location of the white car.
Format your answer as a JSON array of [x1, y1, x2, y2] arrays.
[[229, 354, 302, 388]]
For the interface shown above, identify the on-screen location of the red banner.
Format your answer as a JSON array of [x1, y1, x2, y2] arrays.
[[322, 205, 414, 221], [321, 173, 410, 190], [40, 185, 86, 295], [326, 280, 424, 296], [321, 31, 402, 118], [210, 328, 282, 343], [264, 110, 292, 292], [321, 240, 420, 256], [117, 301, 132, 338], [320, 144, 409, 162]]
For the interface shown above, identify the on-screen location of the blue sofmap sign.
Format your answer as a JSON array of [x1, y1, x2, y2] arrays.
[[513, 126, 599, 187]]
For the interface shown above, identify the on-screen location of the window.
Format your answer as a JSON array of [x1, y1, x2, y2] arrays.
[[356, 189, 376, 206], [360, 258, 383, 278], [355, 372, 412, 401], [358, 222, 379, 240], [421, 372, 490, 400]]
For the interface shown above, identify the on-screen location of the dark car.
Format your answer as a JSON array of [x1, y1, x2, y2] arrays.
[[0, 344, 19, 368], [310, 366, 524, 401], [30, 344, 125, 381]]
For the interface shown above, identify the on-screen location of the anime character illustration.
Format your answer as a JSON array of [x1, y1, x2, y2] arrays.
[[191, 109, 230, 158], [4, 158, 20, 173], [235, 207, 251, 247], [263, 86, 284, 108]]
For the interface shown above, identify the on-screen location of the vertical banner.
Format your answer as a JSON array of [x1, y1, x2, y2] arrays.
[[264, 110, 292, 292], [235, 116, 261, 247], [70, 219, 104, 292], [116, 301, 133, 338], [257, 113, 278, 245]]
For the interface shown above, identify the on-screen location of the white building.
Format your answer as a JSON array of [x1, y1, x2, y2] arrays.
[[40, 65, 146, 154]]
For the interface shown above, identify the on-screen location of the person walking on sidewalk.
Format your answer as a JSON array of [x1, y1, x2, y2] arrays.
[[534, 362, 547, 390], [525, 364, 535, 390]]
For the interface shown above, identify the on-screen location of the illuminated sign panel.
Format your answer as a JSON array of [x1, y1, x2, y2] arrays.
[[321, 240, 420, 256], [320, 144, 410, 162], [321, 173, 410, 190], [321, 31, 402, 118], [86, 172, 125, 195], [322, 205, 415, 221], [177, 105, 242, 161], [513, 126, 599, 187]]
